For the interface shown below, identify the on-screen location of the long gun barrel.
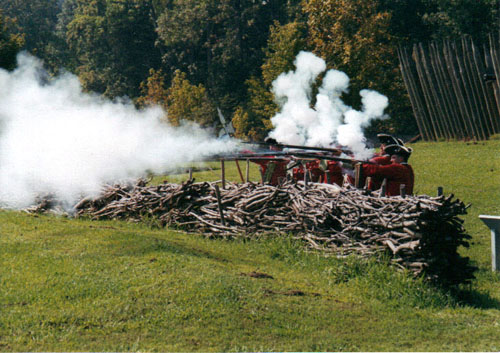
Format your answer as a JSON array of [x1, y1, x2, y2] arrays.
[[206, 151, 375, 165], [240, 141, 351, 155]]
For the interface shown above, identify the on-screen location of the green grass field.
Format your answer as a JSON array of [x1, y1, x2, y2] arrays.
[[0, 140, 499, 351]]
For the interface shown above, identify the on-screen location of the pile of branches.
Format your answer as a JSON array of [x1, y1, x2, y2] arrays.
[[72, 179, 476, 285]]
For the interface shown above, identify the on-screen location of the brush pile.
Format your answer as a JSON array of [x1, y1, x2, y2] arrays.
[[72, 179, 475, 285]]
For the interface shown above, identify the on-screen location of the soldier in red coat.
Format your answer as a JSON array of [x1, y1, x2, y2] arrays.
[[250, 138, 288, 186], [253, 158, 288, 185], [369, 145, 393, 166], [363, 146, 414, 196], [291, 159, 322, 183], [319, 160, 343, 186], [367, 144, 403, 189], [306, 159, 324, 182], [370, 134, 404, 165], [291, 155, 341, 185]]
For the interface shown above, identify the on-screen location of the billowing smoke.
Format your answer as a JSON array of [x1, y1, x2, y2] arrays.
[[0, 53, 237, 208], [268, 51, 388, 159]]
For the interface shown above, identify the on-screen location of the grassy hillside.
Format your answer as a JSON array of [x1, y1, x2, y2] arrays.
[[0, 140, 499, 351]]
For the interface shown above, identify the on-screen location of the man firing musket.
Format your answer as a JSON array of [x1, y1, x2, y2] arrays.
[[363, 144, 414, 196], [242, 137, 288, 186], [210, 137, 375, 186], [370, 133, 411, 166]]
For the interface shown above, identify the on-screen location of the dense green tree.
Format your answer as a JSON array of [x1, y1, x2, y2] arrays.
[[64, 0, 160, 98], [156, 0, 299, 116], [49, 0, 79, 73], [1, 0, 493, 139], [0, 11, 24, 70], [165, 70, 216, 127], [303, 0, 499, 136], [138, 69, 215, 127], [420, 0, 498, 43], [0, 0, 61, 64], [377, 0, 434, 44], [304, 0, 416, 135], [376, 0, 498, 45], [233, 21, 306, 140], [137, 68, 169, 110]]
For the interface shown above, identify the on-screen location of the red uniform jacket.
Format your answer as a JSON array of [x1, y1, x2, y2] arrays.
[[320, 161, 343, 186], [362, 162, 414, 196], [367, 155, 392, 189], [253, 158, 288, 186], [370, 155, 391, 165], [292, 160, 323, 183], [307, 160, 324, 182]]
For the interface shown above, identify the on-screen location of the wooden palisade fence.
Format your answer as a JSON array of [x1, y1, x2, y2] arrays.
[[398, 33, 500, 141]]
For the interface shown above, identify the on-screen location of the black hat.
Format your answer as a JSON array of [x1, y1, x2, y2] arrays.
[[392, 145, 412, 160], [383, 144, 400, 156], [377, 133, 403, 146], [264, 137, 278, 145]]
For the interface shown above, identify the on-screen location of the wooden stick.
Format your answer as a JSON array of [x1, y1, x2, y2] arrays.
[[235, 160, 244, 183], [326, 172, 331, 184], [303, 162, 309, 189], [354, 163, 362, 188], [221, 160, 226, 189], [72, 179, 475, 285], [400, 184, 406, 198], [398, 47, 427, 140], [245, 159, 250, 182], [380, 179, 387, 197], [214, 184, 225, 226], [365, 177, 372, 190]]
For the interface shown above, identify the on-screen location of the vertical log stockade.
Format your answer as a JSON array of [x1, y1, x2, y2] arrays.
[[398, 33, 500, 141]]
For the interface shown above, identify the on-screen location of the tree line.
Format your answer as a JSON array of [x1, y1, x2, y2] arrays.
[[0, 0, 498, 140]]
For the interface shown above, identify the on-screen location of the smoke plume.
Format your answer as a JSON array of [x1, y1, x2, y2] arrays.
[[268, 51, 388, 158], [0, 53, 236, 208]]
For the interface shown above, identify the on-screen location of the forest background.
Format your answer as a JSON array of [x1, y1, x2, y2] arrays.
[[0, 0, 498, 141]]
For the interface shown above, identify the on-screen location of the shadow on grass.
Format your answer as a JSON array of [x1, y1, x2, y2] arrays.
[[448, 269, 500, 309], [452, 288, 500, 309]]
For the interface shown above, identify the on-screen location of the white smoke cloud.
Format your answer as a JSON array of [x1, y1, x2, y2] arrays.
[[268, 51, 389, 159], [0, 53, 237, 208]]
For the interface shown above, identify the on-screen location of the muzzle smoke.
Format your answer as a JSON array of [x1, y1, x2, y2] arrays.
[[0, 53, 237, 208], [268, 51, 388, 158]]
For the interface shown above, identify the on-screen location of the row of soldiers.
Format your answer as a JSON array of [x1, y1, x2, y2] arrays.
[[250, 134, 414, 197]]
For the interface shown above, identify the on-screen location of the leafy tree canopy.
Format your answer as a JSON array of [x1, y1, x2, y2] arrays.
[[65, 0, 160, 98], [164, 70, 216, 127], [0, 11, 24, 71], [304, 0, 416, 135], [139, 69, 216, 127], [234, 21, 307, 141], [420, 0, 498, 43], [0, 0, 60, 62], [156, 0, 298, 115]]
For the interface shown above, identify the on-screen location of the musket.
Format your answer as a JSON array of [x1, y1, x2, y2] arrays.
[[206, 151, 375, 164], [240, 141, 351, 155]]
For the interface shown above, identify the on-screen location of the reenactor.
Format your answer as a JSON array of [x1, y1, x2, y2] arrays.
[[291, 154, 342, 185], [291, 159, 323, 183], [320, 160, 343, 186], [250, 137, 288, 186], [362, 145, 414, 196], [370, 133, 405, 165]]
